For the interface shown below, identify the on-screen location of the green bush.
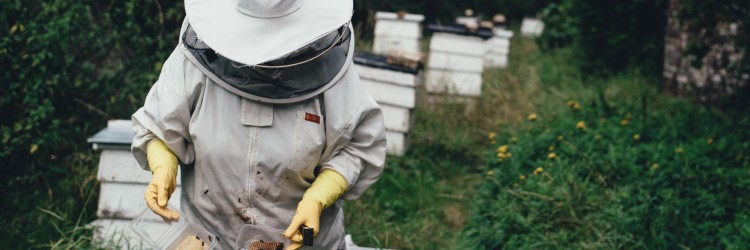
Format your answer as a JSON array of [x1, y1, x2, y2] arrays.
[[539, 0, 668, 76], [462, 88, 750, 248], [1, 0, 184, 247]]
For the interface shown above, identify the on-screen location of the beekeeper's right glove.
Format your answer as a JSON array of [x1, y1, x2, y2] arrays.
[[144, 139, 180, 221]]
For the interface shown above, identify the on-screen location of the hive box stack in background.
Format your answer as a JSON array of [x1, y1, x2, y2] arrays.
[[373, 11, 425, 55], [87, 120, 183, 248], [354, 52, 421, 156], [521, 17, 545, 37], [425, 24, 493, 98], [485, 28, 513, 68]]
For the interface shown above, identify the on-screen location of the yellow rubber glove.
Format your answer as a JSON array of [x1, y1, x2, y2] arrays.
[[283, 169, 348, 250], [144, 139, 180, 222]]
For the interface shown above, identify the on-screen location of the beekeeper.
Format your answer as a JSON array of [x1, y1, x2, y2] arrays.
[[130, 0, 386, 249]]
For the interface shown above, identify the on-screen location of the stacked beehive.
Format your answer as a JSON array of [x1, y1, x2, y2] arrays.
[[87, 119, 183, 248], [485, 28, 513, 68], [521, 17, 545, 37], [354, 52, 421, 156], [373, 11, 424, 55], [425, 24, 493, 97]]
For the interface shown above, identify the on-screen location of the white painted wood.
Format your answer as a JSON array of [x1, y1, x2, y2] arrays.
[[373, 37, 421, 55], [425, 70, 483, 97], [485, 54, 509, 68], [98, 182, 182, 219], [486, 38, 510, 49], [493, 29, 514, 39], [521, 18, 545, 37], [429, 32, 486, 57], [91, 218, 153, 249], [97, 150, 182, 185], [374, 19, 422, 39], [355, 65, 417, 87], [428, 51, 484, 73], [455, 16, 480, 26], [107, 119, 132, 130], [380, 104, 411, 133], [385, 130, 406, 156], [375, 11, 424, 22], [361, 79, 416, 109]]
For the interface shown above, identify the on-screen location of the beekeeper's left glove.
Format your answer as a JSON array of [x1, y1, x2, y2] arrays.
[[144, 139, 180, 222], [283, 169, 348, 250]]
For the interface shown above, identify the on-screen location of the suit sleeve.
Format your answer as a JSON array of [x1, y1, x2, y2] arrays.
[[131, 48, 204, 170]]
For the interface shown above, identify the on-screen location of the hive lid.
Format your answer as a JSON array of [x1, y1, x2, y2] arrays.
[[427, 23, 493, 39]]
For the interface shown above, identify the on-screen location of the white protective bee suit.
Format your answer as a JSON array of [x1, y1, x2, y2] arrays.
[[130, 17, 386, 249]]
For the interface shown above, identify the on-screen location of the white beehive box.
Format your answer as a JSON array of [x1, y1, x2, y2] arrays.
[[425, 24, 492, 97], [354, 52, 421, 156], [373, 11, 425, 55], [521, 17, 545, 37], [485, 28, 513, 68], [87, 119, 183, 248]]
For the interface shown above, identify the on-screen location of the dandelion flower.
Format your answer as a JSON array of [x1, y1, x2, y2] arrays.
[[533, 167, 544, 175], [528, 113, 538, 121], [675, 147, 684, 154], [651, 163, 659, 170], [576, 121, 587, 131], [488, 132, 496, 141], [633, 134, 640, 140], [620, 119, 629, 126], [557, 135, 564, 141], [567, 100, 581, 111], [497, 145, 508, 153], [519, 175, 526, 181], [548, 152, 557, 159], [486, 170, 494, 176], [548, 145, 555, 152], [707, 138, 714, 145], [506, 152, 512, 158], [497, 152, 507, 158]]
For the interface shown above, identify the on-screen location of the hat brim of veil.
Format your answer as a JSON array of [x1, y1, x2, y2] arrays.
[[185, 0, 352, 66]]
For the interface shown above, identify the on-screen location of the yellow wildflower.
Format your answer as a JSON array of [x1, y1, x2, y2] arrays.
[[548, 152, 557, 159], [497, 145, 508, 153], [651, 163, 659, 170], [533, 167, 544, 175], [576, 121, 587, 131], [633, 134, 640, 140], [497, 152, 507, 158], [506, 152, 512, 158], [488, 132, 496, 141], [620, 119, 629, 126], [548, 145, 555, 152], [486, 170, 494, 176], [675, 147, 684, 154], [519, 175, 526, 181], [528, 113, 538, 121], [567, 100, 581, 111], [557, 135, 564, 141], [707, 138, 714, 145]]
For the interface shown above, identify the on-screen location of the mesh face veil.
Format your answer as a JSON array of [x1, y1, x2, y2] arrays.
[[182, 23, 351, 101]]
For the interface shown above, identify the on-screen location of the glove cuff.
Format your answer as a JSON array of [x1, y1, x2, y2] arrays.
[[147, 139, 179, 174], [301, 169, 348, 210]]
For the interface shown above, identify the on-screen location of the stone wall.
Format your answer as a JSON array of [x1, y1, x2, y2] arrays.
[[663, 0, 747, 102]]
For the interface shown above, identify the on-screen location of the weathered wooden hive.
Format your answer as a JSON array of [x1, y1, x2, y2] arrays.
[[373, 11, 425, 55], [87, 119, 183, 248], [425, 23, 492, 97], [354, 52, 421, 156], [520, 17, 544, 37]]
